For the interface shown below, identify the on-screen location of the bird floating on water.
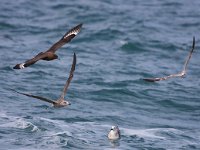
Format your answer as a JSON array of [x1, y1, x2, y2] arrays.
[[108, 126, 121, 140], [11, 53, 76, 107], [143, 37, 195, 82], [13, 23, 82, 69]]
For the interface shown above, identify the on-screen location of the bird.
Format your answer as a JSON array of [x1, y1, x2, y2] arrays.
[[108, 126, 121, 140], [143, 37, 195, 82], [11, 53, 76, 107], [13, 23, 82, 69]]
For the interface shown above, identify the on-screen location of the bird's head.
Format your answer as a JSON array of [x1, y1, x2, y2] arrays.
[[53, 54, 58, 60], [61, 100, 71, 106], [180, 71, 186, 78], [108, 126, 121, 140], [110, 126, 119, 131]]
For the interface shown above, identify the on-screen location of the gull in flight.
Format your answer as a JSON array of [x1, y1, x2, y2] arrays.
[[143, 37, 195, 82], [13, 23, 82, 69], [108, 126, 121, 140], [11, 53, 76, 107]]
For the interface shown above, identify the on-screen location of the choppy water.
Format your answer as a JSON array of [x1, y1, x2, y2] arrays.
[[0, 0, 200, 149]]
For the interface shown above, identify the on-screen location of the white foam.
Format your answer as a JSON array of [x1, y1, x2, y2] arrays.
[[0, 118, 39, 132], [121, 127, 183, 139], [0, 112, 39, 132], [119, 40, 128, 45], [43, 131, 73, 138], [38, 117, 60, 124], [33, 119, 184, 143]]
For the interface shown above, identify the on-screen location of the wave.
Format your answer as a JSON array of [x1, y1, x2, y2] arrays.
[[35, 118, 184, 141], [121, 127, 183, 140], [0, 112, 39, 132]]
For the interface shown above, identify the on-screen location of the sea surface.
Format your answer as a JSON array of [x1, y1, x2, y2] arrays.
[[0, 0, 200, 149]]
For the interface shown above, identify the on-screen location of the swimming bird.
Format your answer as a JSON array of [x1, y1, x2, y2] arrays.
[[143, 37, 195, 82], [11, 53, 76, 107], [108, 126, 121, 140], [13, 23, 82, 69]]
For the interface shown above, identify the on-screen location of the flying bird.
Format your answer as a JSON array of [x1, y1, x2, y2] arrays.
[[11, 53, 76, 107], [143, 37, 195, 82], [13, 23, 82, 69], [108, 126, 121, 140]]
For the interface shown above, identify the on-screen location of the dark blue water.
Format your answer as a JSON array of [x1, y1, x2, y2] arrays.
[[0, 0, 200, 149]]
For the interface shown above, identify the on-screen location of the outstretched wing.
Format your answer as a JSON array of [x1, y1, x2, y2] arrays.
[[143, 75, 171, 82], [47, 23, 82, 53], [143, 37, 195, 82], [60, 53, 76, 99], [183, 36, 195, 72], [13, 52, 48, 69], [10, 89, 56, 104], [143, 72, 184, 82], [143, 77, 164, 82]]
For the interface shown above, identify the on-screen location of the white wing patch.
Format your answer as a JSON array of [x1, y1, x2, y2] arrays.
[[63, 29, 79, 39], [19, 63, 25, 69]]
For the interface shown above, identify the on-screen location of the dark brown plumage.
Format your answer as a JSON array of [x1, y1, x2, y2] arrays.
[[13, 23, 82, 69], [143, 37, 195, 82], [11, 53, 76, 107]]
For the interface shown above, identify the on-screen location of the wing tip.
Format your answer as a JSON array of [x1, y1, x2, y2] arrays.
[[143, 77, 162, 82], [9, 88, 25, 95], [73, 52, 76, 70], [73, 52, 76, 59], [143, 78, 156, 82], [73, 23, 83, 35], [8, 88, 17, 93], [13, 63, 25, 69], [63, 23, 83, 39], [77, 23, 83, 28], [192, 36, 195, 49]]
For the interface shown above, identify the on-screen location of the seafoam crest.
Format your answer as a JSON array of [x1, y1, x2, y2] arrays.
[[0, 112, 39, 132]]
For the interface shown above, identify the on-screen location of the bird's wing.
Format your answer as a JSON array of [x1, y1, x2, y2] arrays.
[[59, 53, 76, 99], [143, 77, 167, 82], [182, 37, 195, 73], [47, 23, 82, 53], [10, 89, 56, 104], [143, 78, 161, 82], [13, 52, 48, 69], [24, 52, 48, 66], [143, 73, 181, 82], [143, 37, 195, 82]]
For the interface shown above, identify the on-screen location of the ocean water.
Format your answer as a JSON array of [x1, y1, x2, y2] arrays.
[[0, 0, 200, 149]]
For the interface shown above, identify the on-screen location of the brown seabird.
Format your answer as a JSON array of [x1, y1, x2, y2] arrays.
[[11, 53, 76, 107], [143, 37, 195, 82], [13, 23, 82, 69]]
